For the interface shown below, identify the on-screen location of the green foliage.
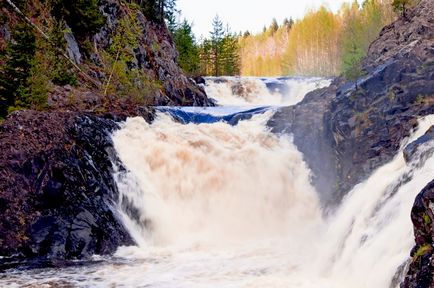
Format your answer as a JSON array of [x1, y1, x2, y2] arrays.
[[49, 20, 77, 86], [341, 1, 365, 80], [220, 31, 240, 76], [0, 23, 36, 117], [414, 244, 432, 259], [196, 16, 240, 76], [101, 13, 159, 104], [164, 0, 179, 33], [392, 0, 413, 17], [51, 0, 105, 38], [210, 15, 224, 76], [173, 20, 200, 75], [141, 0, 177, 25]]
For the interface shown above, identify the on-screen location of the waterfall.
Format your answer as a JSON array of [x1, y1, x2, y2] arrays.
[[110, 106, 434, 287], [112, 111, 321, 248], [204, 76, 331, 106], [3, 77, 432, 288]]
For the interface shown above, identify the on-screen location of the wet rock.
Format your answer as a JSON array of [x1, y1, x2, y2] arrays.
[[269, 80, 342, 205], [404, 126, 434, 163], [401, 180, 434, 288], [268, 0, 434, 207], [0, 110, 143, 266], [193, 76, 206, 85]]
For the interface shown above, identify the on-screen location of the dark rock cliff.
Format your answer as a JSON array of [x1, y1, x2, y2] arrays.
[[269, 0, 434, 207], [0, 109, 155, 267]]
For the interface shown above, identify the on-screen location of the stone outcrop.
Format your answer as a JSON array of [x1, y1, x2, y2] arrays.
[[0, 0, 212, 109], [402, 180, 434, 288], [89, 0, 210, 106], [268, 80, 343, 205], [269, 0, 434, 207], [0, 109, 153, 267], [403, 126, 434, 164]]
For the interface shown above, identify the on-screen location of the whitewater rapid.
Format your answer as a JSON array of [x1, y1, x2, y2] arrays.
[[2, 77, 433, 288], [203, 76, 331, 106], [106, 112, 434, 288]]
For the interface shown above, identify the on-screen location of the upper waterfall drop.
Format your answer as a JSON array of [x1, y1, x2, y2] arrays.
[[203, 76, 331, 106], [112, 111, 322, 248]]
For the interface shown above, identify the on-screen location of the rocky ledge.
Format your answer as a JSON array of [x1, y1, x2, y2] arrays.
[[269, 0, 434, 207], [0, 109, 155, 268], [0, 94, 222, 268]]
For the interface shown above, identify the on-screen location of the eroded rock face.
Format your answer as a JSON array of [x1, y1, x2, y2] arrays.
[[402, 180, 434, 288], [89, 0, 210, 106], [1, 0, 212, 108], [0, 110, 158, 266], [268, 0, 434, 206], [268, 80, 342, 205]]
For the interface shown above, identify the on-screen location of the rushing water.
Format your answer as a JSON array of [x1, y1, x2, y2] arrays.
[[203, 76, 331, 106], [1, 77, 433, 288]]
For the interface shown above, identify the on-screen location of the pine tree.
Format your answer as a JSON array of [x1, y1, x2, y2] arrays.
[[270, 18, 279, 34], [51, 0, 105, 38], [0, 23, 36, 117], [141, 0, 177, 24], [173, 20, 200, 75], [210, 15, 224, 76], [221, 26, 240, 76], [199, 39, 212, 75], [164, 0, 178, 33], [283, 17, 294, 30]]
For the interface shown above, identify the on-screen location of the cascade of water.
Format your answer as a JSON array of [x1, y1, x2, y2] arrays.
[[3, 78, 432, 288], [112, 111, 321, 248], [204, 76, 331, 106], [110, 107, 434, 288]]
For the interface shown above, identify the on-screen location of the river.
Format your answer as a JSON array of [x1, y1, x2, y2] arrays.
[[2, 77, 433, 288]]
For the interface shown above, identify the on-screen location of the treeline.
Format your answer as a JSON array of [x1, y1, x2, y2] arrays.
[[239, 0, 398, 77], [172, 15, 240, 77]]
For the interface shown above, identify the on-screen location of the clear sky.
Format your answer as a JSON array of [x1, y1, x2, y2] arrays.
[[177, 0, 354, 38]]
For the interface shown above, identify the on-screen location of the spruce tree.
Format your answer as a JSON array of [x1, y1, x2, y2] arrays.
[[270, 18, 279, 34], [173, 20, 200, 75], [0, 23, 36, 117], [210, 15, 224, 76]]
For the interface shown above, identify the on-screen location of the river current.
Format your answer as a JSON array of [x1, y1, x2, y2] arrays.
[[2, 77, 433, 288]]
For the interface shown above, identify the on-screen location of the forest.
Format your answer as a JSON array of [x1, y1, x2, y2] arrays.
[[172, 0, 415, 78]]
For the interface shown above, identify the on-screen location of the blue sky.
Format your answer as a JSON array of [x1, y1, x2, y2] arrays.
[[177, 0, 354, 38]]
